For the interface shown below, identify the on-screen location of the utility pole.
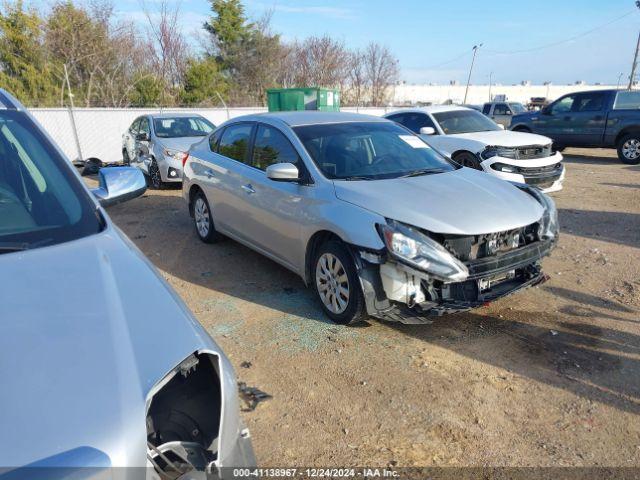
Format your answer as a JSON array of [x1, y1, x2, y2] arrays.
[[628, 1, 640, 89], [463, 43, 482, 104]]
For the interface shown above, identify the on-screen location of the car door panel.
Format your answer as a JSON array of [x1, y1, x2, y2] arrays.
[[491, 103, 512, 128], [564, 92, 608, 145]]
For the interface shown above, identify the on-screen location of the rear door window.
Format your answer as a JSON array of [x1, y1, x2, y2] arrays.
[[252, 124, 300, 170], [482, 104, 491, 114], [209, 129, 223, 153], [614, 91, 640, 109], [218, 123, 253, 164]]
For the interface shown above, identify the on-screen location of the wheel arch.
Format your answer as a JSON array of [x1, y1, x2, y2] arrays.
[[511, 124, 532, 133], [615, 126, 640, 145], [304, 230, 344, 285], [188, 183, 204, 217]]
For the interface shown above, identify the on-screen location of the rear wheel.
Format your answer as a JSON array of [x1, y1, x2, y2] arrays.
[[453, 151, 482, 170], [313, 240, 367, 325], [617, 133, 640, 165], [193, 190, 221, 243]]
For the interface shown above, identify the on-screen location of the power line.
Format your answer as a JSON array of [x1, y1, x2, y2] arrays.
[[422, 49, 473, 70], [484, 9, 637, 56]]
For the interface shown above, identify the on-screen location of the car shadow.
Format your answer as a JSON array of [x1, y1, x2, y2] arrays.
[[599, 182, 640, 190], [559, 208, 640, 249], [387, 310, 640, 415]]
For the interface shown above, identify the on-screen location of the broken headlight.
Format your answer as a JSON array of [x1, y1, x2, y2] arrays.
[[523, 187, 558, 240], [378, 219, 469, 282], [163, 148, 186, 161], [481, 146, 519, 160]]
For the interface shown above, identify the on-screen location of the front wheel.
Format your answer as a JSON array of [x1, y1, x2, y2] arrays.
[[148, 159, 166, 189], [617, 133, 640, 165], [313, 241, 367, 325]]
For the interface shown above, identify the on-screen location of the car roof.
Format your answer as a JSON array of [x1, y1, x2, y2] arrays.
[[386, 105, 472, 115], [230, 111, 389, 127], [149, 112, 206, 119]]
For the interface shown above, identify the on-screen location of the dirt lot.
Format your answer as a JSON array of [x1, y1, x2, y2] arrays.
[[98, 148, 639, 467]]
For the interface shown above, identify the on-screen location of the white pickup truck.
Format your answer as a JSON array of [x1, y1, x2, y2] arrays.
[[385, 105, 565, 193]]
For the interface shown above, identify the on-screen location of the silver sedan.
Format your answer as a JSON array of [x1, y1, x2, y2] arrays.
[[182, 112, 558, 325], [0, 89, 254, 477]]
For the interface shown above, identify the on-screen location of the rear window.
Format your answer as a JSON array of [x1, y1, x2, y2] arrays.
[[613, 91, 640, 110]]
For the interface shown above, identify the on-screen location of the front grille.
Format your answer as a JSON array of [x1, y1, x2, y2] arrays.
[[516, 144, 552, 159], [520, 163, 563, 188], [436, 222, 541, 262]]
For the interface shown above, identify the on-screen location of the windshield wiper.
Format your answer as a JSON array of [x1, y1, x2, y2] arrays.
[[399, 168, 444, 178], [0, 238, 54, 254], [341, 176, 374, 181]]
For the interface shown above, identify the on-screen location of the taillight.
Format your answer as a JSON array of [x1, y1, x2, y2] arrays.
[[182, 153, 189, 168]]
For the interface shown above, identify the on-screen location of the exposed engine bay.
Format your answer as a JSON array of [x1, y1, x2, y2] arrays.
[[146, 352, 222, 479], [357, 220, 555, 324]]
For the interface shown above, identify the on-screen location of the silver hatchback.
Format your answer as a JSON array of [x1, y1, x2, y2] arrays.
[[183, 112, 558, 325]]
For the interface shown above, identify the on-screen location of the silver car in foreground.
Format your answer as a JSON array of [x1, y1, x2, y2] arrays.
[[122, 113, 215, 189], [0, 90, 254, 477], [182, 112, 558, 325]]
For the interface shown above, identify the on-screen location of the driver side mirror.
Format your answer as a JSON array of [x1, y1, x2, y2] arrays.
[[419, 127, 436, 135], [136, 132, 149, 142], [266, 162, 299, 182], [91, 167, 147, 207]]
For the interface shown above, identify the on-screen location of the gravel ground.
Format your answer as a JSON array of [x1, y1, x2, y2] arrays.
[[95, 148, 639, 468]]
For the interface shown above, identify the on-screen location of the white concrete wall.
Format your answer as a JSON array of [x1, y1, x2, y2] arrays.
[[392, 83, 618, 106], [30, 107, 391, 164]]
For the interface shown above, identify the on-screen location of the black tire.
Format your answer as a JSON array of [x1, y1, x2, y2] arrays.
[[312, 240, 367, 325], [453, 151, 482, 170], [122, 149, 131, 166], [192, 190, 221, 243], [148, 159, 166, 189], [616, 133, 640, 165]]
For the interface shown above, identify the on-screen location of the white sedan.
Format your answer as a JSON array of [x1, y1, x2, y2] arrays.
[[385, 106, 564, 193]]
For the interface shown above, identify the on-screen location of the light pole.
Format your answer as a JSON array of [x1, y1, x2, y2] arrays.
[[617, 72, 624, 89], [488, 71, 493, 101], [628, 1, 640, 89], [463, 43, 482, 104]]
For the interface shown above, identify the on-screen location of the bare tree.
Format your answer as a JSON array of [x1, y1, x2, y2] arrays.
[[345, 48, 367, 107], [141, 0, 188, 106], [288, 35, 349, 88], [363, 42, 399, 106]]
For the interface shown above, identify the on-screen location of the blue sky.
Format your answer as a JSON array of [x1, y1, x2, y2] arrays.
[[112, 0, 638, 85]]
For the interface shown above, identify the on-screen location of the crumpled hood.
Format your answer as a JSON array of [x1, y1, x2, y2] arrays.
[[0, 227, 218, 467], [157, 136, 206, 153], [449, 129, 552, 147], [333, 167, 544, 235]]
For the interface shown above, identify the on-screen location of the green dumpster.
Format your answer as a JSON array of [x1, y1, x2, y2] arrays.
[[267, 88, 340, 112]]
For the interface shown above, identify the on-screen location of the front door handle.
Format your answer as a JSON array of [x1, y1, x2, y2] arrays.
[[241, 184, 256, 195]]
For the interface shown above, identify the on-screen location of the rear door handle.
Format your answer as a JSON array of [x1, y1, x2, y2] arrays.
[[241, 184, 255, 194], [205, 169, 215, 178]]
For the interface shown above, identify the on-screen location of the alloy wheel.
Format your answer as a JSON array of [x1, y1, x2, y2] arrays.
[[150, 161, 161, 189], [622, 138, 640, 160], [194, 197, 210, 238], [315, 253, 350, 314]]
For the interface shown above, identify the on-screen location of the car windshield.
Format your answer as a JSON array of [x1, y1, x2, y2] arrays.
[[293, 122, 456, 180], [509, 103, 527, 113], [0, 110, 101, 253], [432, 110, 502, 134], [153, 117, 214, 138]]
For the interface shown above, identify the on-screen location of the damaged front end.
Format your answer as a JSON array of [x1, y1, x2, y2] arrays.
[[355, 198, 557, 323], [146, 351, 254, 479]]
